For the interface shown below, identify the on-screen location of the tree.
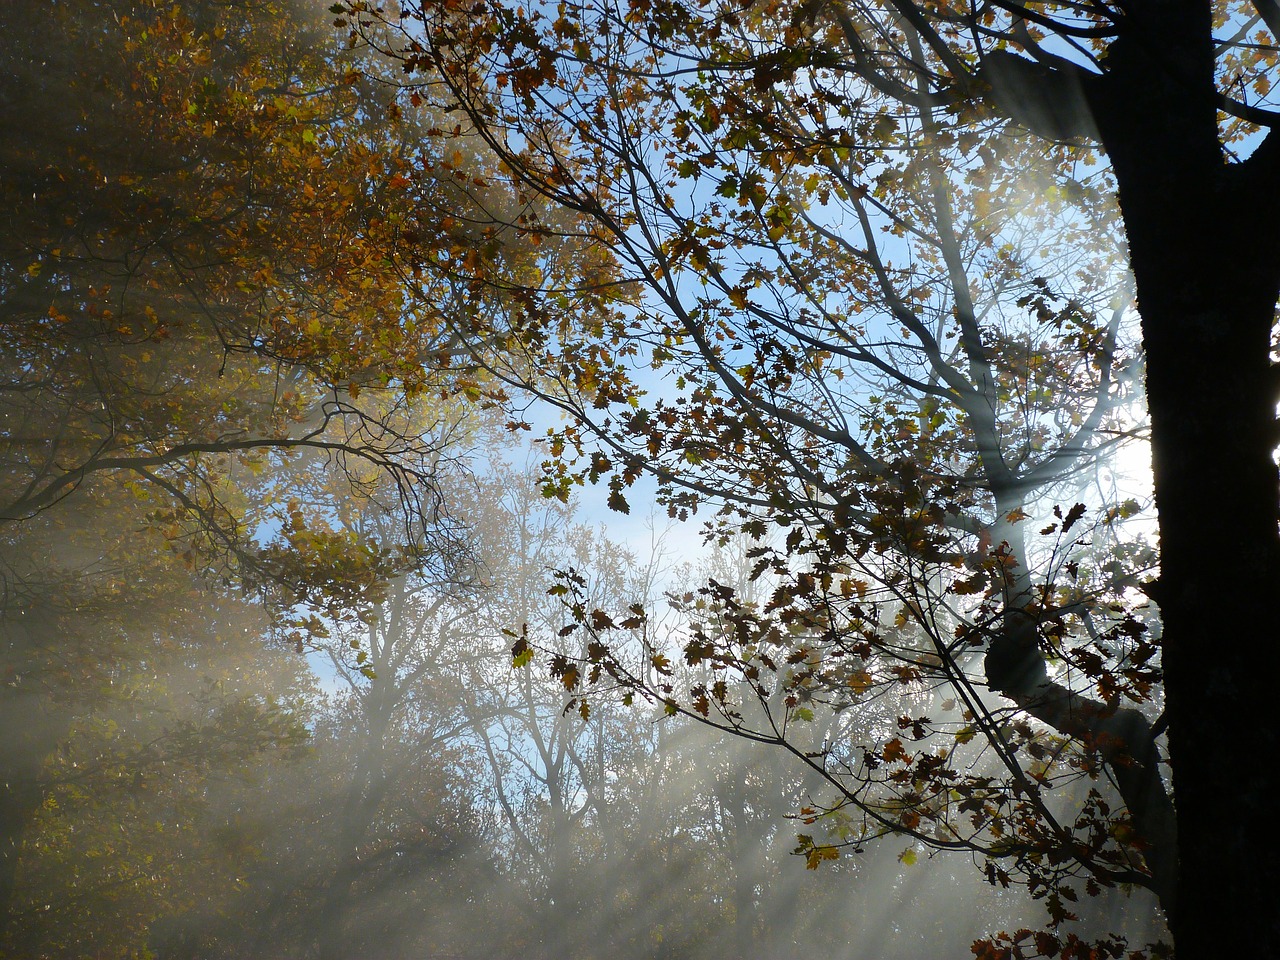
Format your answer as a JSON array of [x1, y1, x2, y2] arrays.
[[0, 0, 527, 933], [288, 443, 505, 960], [456, 467, 655, 959], [336, 1, 1280, 955], [0, 569, 313, 960], [0, 0, 489, 533]]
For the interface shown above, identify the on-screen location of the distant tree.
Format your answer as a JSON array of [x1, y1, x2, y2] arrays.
[[0, 498, 314, 959], [335, 1, 1280, 955], [453, 468, 653, 958], [0, 0, 533, 933], [292, 452, 505, 960]]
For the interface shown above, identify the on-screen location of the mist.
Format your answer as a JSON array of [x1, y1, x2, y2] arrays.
[[0, 470, 1166, 959], [0, 0, 1180, 958]]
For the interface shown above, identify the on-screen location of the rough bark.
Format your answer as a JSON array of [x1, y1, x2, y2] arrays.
[[981, 4, 1280, 951], [1083, 3, 1280, 954]]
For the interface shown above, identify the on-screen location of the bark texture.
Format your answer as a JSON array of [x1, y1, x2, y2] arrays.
[[984, 4, 1280, 951], [1087, 3, 1280, 954]]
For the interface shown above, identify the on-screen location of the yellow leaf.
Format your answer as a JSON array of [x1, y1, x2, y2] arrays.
[[846, 670, 873, 694]]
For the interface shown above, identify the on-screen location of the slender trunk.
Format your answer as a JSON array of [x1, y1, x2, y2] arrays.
[[718, 780, 757, 960], [984, 498, 1178, 916]]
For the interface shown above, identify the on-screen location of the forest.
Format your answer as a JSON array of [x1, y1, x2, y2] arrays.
[[3, 1, 1278, 957]]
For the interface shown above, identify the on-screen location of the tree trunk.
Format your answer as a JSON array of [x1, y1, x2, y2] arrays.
[[984, 496, 1179, 916], [1131, 232, 1280, 957], [1088, 6, 1280, 953]]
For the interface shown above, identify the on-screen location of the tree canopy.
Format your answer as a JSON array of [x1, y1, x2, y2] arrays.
[[333, 0, 1280, 955], [8, 0, 1280, 957], [0, 0, 527, 935]]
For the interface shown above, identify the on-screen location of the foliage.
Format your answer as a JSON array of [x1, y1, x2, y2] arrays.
[[320, 0, 1280, 954], [1, 593, 312, 960], [7, 0, 1280, 956], [0, 0, 527, 941], [0, 0, 568, 560]]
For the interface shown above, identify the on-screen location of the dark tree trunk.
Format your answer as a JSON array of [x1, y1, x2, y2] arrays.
[[991, 3, 1280, 952], [1086, 3, 1280, 954], [1130, 221, 1280, 957]]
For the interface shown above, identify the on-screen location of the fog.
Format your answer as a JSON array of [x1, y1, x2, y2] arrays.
[[0, 467, 1165, 959], [0, 1, 1174, 958]]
